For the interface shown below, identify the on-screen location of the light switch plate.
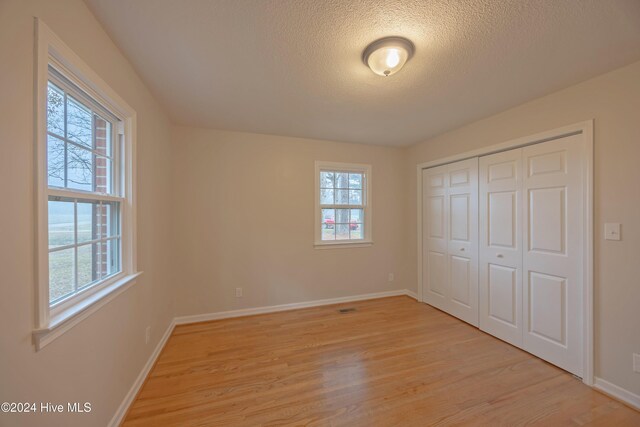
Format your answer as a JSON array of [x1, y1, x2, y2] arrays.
[[634, 353, 640, 373], [604, 223, 621, 241]]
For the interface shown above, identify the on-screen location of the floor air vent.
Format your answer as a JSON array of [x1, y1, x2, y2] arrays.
[[338, 307, 357, 314]]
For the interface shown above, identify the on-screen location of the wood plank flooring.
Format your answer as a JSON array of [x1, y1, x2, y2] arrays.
[[123, 296, 640, 426]]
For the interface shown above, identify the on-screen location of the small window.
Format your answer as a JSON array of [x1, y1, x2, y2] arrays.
[[315, 162, 372, 247]]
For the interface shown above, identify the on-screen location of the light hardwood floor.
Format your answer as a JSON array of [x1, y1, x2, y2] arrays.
[[123, 296, 640, 426]]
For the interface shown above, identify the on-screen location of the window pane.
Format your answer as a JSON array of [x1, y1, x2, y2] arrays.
[[350, 222, 363, 239], [335, 209, 349, 223], [47, 82, 65, 136], [349, 190, 362, 205], [336, 224, 350, 240], [103, 238, 120, 278], [102, 202, 120, 238], [335, 173, 349, 189], [94, 155, 112, 194], [67, 144, 93, 191], [350, 209, 363, 223], [335, 189, 349, 205], [48, 200, 74, 248], [77, 243, 99, 288], [49, 248, 75, 303], [94, 115, 112, 158], [321, 209, 335, 227], [349, 173, 362, 189], [47, 135, 65, 187], [320, 171, 334, 189], [322, 225, 335, 241], [320, 188, 334, 205], [77, 201, 99, 244], [66, 95, 92, 148]]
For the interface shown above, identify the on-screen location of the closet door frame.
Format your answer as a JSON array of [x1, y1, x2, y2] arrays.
[[416, 120, 594, 386]]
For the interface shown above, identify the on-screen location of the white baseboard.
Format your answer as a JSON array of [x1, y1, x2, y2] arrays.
[[175, 289, 415, 325], [108, 318, 176, 427], [404, 289, 418, 300], [593, 377, 640, 411], [110, 289, 415, 425]]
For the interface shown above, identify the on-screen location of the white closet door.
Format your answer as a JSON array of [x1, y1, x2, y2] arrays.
[[478, 135, 584, 376], [522, 135, 583, 376], [479, 150, 523, 347], [446, 159, 479, 326], [422, 158, 478, 326], [422, 164, 449, 313]]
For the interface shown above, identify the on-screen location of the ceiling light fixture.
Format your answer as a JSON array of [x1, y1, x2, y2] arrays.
[[363, 36, 415, 77]]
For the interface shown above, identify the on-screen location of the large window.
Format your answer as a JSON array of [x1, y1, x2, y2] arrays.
[[34, 19, 138, 350], [315, 162, 372, 247], [46, 72, 122, 305]]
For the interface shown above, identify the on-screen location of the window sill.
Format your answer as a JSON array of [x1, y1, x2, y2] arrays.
[[33, 271, 142, 351], [314, 240, 373, 249]]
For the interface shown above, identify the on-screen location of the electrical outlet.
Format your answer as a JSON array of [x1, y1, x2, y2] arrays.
[[388, 273, 395, 282], [604, 223, 621, 241], [633, 353, 640, 373], [235, 287, 243, 298], [145, 326, 151, 345]]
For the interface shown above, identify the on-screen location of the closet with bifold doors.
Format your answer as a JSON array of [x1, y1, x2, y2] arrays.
[[421, 133, 586, 377]]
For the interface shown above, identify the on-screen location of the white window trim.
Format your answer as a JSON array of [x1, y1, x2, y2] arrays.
[[314, 161, 373, 248], [33, 19, 140, 350]]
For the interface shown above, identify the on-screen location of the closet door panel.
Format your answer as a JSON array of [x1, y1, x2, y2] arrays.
[[422, 158, 479, 326], [446, 158, 479, 326], [422, 164, 449, 312], [522, 135, 583, 376], [488, 264, 517, 326], [479, 150, 523, 346]]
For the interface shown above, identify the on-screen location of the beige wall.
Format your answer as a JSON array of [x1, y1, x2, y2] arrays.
[[406, 60, 640, 395], [0, 1, 174, 426], [170, 126, 409, 316]]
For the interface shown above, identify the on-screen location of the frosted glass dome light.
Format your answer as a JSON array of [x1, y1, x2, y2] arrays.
[[363, 37, 415, 77]]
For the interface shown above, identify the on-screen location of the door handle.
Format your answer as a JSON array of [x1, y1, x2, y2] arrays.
[[460, 248, 465, 251], [497, 253, 504, 258]]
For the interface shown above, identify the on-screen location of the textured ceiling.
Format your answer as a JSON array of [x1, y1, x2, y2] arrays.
[[84, 0, 640, 146]]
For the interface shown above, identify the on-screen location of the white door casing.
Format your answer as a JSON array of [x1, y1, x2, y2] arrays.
[[422, 158, 479, 326]]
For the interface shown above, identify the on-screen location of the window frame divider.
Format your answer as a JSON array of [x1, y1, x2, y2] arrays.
[[47, 187, 124, 202]]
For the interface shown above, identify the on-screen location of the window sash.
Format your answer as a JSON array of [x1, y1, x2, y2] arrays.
[[47, 194, 122, 306], [47, 69, 120, 198]]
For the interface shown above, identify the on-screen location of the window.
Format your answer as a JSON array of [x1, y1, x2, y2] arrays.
[[315, 162, 372, 247], [46, 72, 123, 306], [34, 20, 139, 350]]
